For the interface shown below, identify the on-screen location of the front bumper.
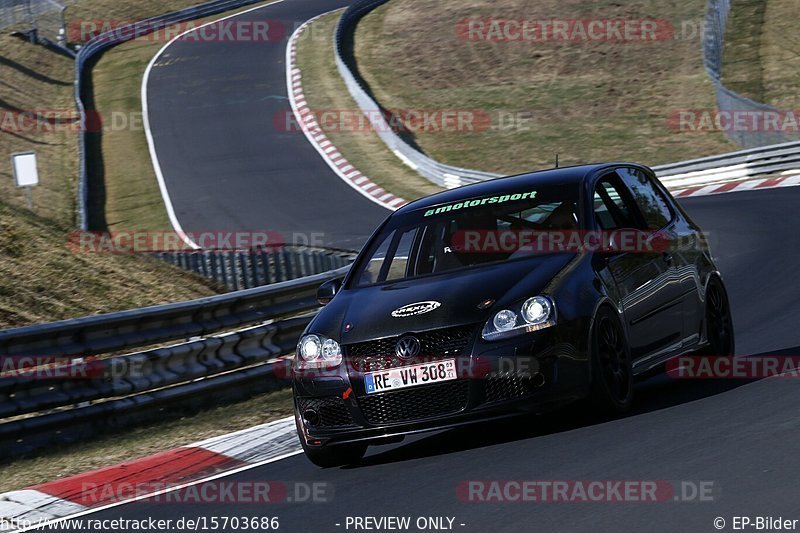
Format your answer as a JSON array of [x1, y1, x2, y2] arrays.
[[293, 324, 589, 447]]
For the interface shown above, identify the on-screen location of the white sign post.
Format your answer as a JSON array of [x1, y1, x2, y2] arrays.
[[11, 151, 39, 211]]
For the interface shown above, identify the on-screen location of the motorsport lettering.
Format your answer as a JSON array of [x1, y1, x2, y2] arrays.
[[424, 191, 538, 217]]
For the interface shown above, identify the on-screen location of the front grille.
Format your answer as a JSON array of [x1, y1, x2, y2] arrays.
[[296, 396, 356, 428], [358, 380, 470, 424], [484, 373, 537, 403], [346, 325, 474, 372]]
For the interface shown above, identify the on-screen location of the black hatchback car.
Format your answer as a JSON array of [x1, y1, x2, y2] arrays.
[[293, 163, 734, 467]]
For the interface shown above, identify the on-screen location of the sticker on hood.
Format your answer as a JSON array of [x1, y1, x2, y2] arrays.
[[391, 301, 442, 318]]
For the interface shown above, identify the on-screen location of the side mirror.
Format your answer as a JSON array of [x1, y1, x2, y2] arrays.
[[317, 278, 342, 306]]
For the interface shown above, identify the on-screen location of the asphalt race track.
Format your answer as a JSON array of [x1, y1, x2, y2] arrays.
[[47, 188, 800, 532], [145, 0, 389, 250], [80, 0, 800, 531]]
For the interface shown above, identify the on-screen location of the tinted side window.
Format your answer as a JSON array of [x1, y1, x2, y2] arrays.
[[593, 177, 639, 230], [617, 168, 673, 230]]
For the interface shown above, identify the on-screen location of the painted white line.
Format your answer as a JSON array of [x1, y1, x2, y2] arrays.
[[142, 0, 286, 250], [284, 11, 400, 212]]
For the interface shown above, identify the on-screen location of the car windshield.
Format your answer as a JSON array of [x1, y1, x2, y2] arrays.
[[352, 183, 582, 287]]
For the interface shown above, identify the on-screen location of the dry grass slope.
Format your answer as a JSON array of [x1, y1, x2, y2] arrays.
[[0, 200, 218, 327], [0, 0, 232, 328], [354, 0, 738, 174]]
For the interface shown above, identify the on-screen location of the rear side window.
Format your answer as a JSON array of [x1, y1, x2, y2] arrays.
[[593, 178, 638, 230], [616, 168, 673, 230]]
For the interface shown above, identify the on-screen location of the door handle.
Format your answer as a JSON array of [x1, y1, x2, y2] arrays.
[[662, 252, 673, 264]]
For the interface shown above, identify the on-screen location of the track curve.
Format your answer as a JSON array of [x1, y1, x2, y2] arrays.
[[144, 0, 388, 250], [82, 1, 800, 530], [51, 187, 800, 532]]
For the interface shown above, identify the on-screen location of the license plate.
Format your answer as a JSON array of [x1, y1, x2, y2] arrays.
[[364, 359, 457, 394]]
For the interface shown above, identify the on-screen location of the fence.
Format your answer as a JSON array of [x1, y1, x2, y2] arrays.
[[0, 266, 349, 457], [0, 0, 70, 45], [156, 246, 355, 290]]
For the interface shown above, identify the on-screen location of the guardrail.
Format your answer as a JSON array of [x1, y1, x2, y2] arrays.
[[652, 140, 800, 190], [334, 0, 501, 190], [0, 266, 349, 457]]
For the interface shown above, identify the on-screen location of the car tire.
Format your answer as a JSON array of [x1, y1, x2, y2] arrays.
[[588, 306, 633, 413], [700, 276, 735, 357]]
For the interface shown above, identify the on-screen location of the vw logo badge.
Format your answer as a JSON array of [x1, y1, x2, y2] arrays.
[[395, 336, 421, 360]]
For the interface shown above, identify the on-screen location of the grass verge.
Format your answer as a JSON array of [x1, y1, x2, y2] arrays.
[[0, 388, 294, 493], [350, 0, 737, 176], [91, 38, 172, 230], [294, 12, 442, 201]]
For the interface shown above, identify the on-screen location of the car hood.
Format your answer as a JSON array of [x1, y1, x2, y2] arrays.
[[312, 253, 576, 344]]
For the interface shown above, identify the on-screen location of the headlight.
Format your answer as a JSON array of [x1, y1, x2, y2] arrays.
[[482, 296, 556, 341], [493, 310, 517, 332], [522, 296, 551, 324], [296, 334, 342, 369]]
